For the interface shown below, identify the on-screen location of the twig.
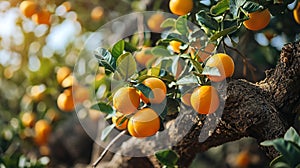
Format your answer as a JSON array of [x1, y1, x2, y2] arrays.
[[222, 40, 257, 81], [92, 130, 127, 168]]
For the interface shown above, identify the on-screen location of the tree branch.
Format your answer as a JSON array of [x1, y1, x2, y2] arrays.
[[91, 41, 300, 168]]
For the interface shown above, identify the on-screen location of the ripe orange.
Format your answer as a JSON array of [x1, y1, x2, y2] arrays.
[[113, 87, 140, 114], [235, 151, 250, 168], [21, 112, 36, 127], [140, 77, 167, 104], [147, 13, 165, 32], [57, 88, 75, 112], [34, 119, 51, 146], [30, 84, 46, 101], [293, 2, 300, 24], [170, 41, 181, 53], [190, 86, 220, 114], [112, 112, 129, 130], [181, 92, 191, 106], [56, 66, 71, 85], [61, 75, 76, 88], [205, 53, 235, 82], [19, 0, 37, 18], [169, 0, 193, 16], [127, 108, 160, 138], [32, 9, 51, 25], [243, 9, 271, 31], [91, 6, 104, 21], [135, 47, 154, 67]]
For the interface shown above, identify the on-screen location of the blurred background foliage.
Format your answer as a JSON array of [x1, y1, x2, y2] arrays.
[[0, 0, 299, 167]]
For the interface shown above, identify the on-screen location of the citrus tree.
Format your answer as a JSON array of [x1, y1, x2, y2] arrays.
[[87, 0, 300, 168], [0, 0, 300, 167]]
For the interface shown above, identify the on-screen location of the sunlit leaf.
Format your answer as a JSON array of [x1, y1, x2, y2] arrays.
[[90, 102, 115, 114], [161, 18, 176, 28], [111, 40, 125, 59], [176, 74, 199, 85], [242, 1, 262, 13], [229, 0, 246, 18], [151, 47, 172, 57], [114, 52, 136, 80], [94, 48, 116, 72], [175, 16, 189, 36], [210, 0, 230, 16]]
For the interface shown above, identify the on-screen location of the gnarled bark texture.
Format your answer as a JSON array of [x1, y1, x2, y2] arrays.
[[92, 41, 300, 168]]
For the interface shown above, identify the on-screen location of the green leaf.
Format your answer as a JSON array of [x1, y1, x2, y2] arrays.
[[202, 66, 221, 76], [210, 0, 230, 16], [271, 162, 291, 168], [111, 40, 125, 59], [155, 149, 179, 167], [165, 33, 189, 43], [242, 1, 262, 13], [114, 52, 137, 80], [284, 127, 300, 147], [161, 18, 176, 29], [135, 83, 154, 99], [176, 74, 199, 85], [124, 41, 138, 52], [90, 102, 115, 114], [210, 26, 238, 41], [229, 0, 246, 17], [196, 10, 219, 30], [261, 139, 300, 167], [151, 47, 172, 57], [296, 164, 300, 168], [175, 16, 189, 36], [101, 124, 115, 141], [270, 155, 288, 168], [94, 48, 116, 72]]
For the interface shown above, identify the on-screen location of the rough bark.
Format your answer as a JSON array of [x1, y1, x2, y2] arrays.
[[92, 41, 300, 168]]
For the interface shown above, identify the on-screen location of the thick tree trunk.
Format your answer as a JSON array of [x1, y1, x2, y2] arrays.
[[92, 41, 300, 168]]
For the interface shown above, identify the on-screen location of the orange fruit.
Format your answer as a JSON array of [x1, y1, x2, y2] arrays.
[[19, 0, 37, 18], [190, 85, 220, 114], [205, 53, 235, 82], [169, 0, 193, 16], [57, 88, 75, 112], [170, 41, 181, 53], [113, 87, 140, 114], [140, 77, 167, 104], [243, 9, 271, 31], [112, 112, 129, 130], [181, 92, 191, 106], [61, 75, 76, 88], [127, 108, 160, 138], [91, 6, 104, 21], [30, 84, 46, 101], [56, 66, 72, 85], [293, 2, 300, 24], [147, 13, 165, 32], [32, 9, 51, 25], [235, 151, 250, 168], [21, 112, 36, 127], [34, 120, 51, 146], [135, 47, 154, 67]]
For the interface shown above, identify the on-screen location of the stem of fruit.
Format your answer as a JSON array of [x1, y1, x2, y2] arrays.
[[92, 130, 127, 168]]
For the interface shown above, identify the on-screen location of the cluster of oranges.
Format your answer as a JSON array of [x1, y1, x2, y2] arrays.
[[56, 66, 75, 112], [20, 111, 53, 150], [19, 0, 52, 25], [111, 77, 166, 138]]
